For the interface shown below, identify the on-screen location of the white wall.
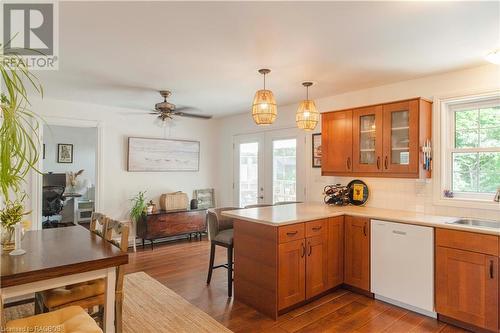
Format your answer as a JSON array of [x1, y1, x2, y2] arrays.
[[43, 125, 97, 192], [215, 64, 500, 220], [28, 98, 218, 222]]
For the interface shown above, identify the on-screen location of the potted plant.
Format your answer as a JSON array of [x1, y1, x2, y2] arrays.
[[0, 42, 44, 251], [130, 191, 147, 224], [0, 194, 29, 251]]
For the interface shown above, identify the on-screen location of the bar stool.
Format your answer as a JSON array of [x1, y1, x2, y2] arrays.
[[206, 207, 239, 297]]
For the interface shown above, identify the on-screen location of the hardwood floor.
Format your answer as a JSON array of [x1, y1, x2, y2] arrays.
[[125, 237, 469, 333]]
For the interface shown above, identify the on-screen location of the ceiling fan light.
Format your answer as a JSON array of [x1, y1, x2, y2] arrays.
[[296, 99, 319, 130]]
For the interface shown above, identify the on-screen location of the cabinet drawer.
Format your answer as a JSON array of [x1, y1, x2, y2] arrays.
[[306, 219, 327, 238], [279, 223, 305, 243], [436, 228, 498, 256]]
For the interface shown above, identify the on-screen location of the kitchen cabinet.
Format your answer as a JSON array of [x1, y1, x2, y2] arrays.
[[278, 219, 329, 310], [278, 239, 306, 309], [344, 216, 370, 292], [326, 216, 344, 289], [352, 105, 383, 173], [435, 228, 499, 332], [321, 97, 432, 178], [322, 110, 352, 174]]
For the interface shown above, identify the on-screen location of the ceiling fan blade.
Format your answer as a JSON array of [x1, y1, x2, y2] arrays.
[[174, 111, 212, 119]]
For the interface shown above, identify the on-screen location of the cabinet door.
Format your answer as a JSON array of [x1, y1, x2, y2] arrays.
[[306, 235, 329, 298], [321, 111, 352, 173], [436, 247, 498, 331], [344, 216, 370, 291], [382, 100, 419, 174], [352, 105, 383, 173], [278, 239, 306, 310], [327, 216, 344, 289]]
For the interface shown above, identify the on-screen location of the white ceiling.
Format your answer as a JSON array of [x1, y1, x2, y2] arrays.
[[38, 1, 500, 117]]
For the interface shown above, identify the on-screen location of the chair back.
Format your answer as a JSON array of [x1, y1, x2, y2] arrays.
[[90, 212, 107, 237], [244, 204, 273, 208], [104, 219, 130, 253], [206, 207, 239, 241], [274, 201, 303, 205], [42, 185, 65, 217]]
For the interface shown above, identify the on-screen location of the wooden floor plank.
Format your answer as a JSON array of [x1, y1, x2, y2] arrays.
[[125, 238, 468, 333]]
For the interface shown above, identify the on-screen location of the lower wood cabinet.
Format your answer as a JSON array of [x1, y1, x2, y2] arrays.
[[278, 219, 329, 310], [344, 216, 370, 291], [327, 216, 344, 288], [435, 228, 499, 332], [278, 239, 306, 309]]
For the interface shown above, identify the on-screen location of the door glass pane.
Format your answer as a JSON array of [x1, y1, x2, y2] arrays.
[[390, 110, 410, 165], [239, 142, 259, 207], [359, 115, 376, 164], [273, 139, 296, 204]]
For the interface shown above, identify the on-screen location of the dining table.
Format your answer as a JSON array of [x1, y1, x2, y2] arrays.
[[0, 225, 129, 332]]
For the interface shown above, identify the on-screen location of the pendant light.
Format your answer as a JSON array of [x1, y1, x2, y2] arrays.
[[252, 69, 277, 125], [296, 82, 319, 131]]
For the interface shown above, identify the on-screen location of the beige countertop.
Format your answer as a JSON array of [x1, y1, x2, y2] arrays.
[[222, 202, 500, 236]]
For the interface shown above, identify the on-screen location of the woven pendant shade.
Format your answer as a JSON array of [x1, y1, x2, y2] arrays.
[[252, 69, 277, 125], [252, 89, 277, 125], [296, 82, 319, 130]]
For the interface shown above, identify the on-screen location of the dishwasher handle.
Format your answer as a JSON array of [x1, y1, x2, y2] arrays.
[[392, 230, 407, 236]]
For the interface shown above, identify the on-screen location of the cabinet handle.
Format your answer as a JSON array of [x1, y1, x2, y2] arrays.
[[312, 226, 322, 231], [376, 156, 380, 170], [286, 231, 298, 236], [384, 156, 388, 169], [363, 223, 367, 237], [347, 157, 351, 170], [301, 242, 305, 258], [308, 242, 312, 256], [490, 260, 494, 279]]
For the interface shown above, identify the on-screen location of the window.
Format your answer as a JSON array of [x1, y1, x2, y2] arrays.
[[445, 96, 500, 201]]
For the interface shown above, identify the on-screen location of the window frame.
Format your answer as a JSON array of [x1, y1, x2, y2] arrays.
[[434, 90, 500, 210]]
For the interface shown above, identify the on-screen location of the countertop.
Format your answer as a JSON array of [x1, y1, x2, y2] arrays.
[[222, 202, 500, 236]]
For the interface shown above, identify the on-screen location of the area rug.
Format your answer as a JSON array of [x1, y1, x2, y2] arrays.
[[3, 271, 231, 333]]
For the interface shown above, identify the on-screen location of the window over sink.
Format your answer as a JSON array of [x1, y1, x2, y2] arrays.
[[440, 92, 500, 204]]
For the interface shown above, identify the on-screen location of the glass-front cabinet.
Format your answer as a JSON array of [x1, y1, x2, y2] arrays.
[[382, 100, 419, 174], [352, 105, 383, 172]]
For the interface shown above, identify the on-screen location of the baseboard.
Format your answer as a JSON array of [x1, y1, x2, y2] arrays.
[[341, 284, 374, 298], [438, 314, 496, 333], [374, 294, 436, 318]]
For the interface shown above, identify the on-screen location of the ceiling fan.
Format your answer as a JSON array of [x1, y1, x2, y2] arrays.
[[151, 90, 212, 121]]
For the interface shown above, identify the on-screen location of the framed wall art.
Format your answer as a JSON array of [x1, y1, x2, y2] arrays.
[[312, 133, 322, 168], [127, 137, 200, 172], [57, 143, 73, 163]]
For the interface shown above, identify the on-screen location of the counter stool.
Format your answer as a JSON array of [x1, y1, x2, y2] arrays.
[[206, 207, 239, 297]]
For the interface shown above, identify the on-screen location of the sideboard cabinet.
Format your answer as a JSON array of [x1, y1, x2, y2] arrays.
[[321, 97, 432, 178]]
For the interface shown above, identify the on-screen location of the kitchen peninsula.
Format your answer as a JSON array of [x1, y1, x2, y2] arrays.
[[222, 203, 500, 332]]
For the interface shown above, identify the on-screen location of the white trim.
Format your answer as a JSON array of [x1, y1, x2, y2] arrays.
[[433, 89, 500, 211], [31, 117, 104, 229]]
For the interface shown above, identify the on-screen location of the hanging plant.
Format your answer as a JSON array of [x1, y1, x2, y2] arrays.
[[0, 42, 44, 202]]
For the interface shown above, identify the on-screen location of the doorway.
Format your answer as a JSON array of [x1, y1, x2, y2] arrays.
[[233, 128, 306, 207]]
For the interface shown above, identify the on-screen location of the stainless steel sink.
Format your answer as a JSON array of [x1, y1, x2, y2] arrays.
[[447, 218, 500, 229]]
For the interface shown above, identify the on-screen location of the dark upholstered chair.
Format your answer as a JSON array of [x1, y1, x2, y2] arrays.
[[206, 207, 240, 297], [42, 185, 65, 228]]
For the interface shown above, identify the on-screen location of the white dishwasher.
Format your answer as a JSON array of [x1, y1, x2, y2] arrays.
[[371, 219, 435, 317]]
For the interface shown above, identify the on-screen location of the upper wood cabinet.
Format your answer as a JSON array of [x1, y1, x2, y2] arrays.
[[344, 216, 370, 292], [321, 97, 432, 178], [322, 110, 352, 174]]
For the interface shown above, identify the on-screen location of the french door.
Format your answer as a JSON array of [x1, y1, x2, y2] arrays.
[[233, 129, 306, 207]]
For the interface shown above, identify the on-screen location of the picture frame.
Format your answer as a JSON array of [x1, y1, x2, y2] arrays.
[[312, 133, 322, 168], [127, 137, 200, 172], [193, 188, 215, 209], [57, 143, 73, 163]]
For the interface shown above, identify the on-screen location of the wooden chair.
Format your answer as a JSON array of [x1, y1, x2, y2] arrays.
[[206, 207, 239, 297], [5, 306, 102, 333], [104, 219, 129, 333], [90, 212, 108, 236]]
